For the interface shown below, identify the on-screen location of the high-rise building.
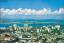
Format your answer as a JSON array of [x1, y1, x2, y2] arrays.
[[24, 24, 28, 32]]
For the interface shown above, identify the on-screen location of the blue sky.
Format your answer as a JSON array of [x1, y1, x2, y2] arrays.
[[0, 0, 64, 9], [0, 0, 64, 20]]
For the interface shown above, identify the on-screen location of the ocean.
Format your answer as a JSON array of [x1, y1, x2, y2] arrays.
[[0, 19, 64, 27]]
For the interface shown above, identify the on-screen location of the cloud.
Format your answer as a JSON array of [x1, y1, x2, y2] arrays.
[[59, 8, 64, 14], [0, 8, 64, 16]]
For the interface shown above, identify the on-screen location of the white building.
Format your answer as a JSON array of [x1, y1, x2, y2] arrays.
[[55, 25, 60, 30]]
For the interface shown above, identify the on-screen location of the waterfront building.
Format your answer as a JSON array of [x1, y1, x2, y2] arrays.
[[13, 24, 17, 30], [9, 26, 13, 31], [55, 25, 60, 30], [24, 24, 28, 32], [12, 24, 19, 31]]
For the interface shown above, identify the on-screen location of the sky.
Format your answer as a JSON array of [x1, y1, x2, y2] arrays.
[[0, 0, 64, 9], [0, 0, 64, 20]]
